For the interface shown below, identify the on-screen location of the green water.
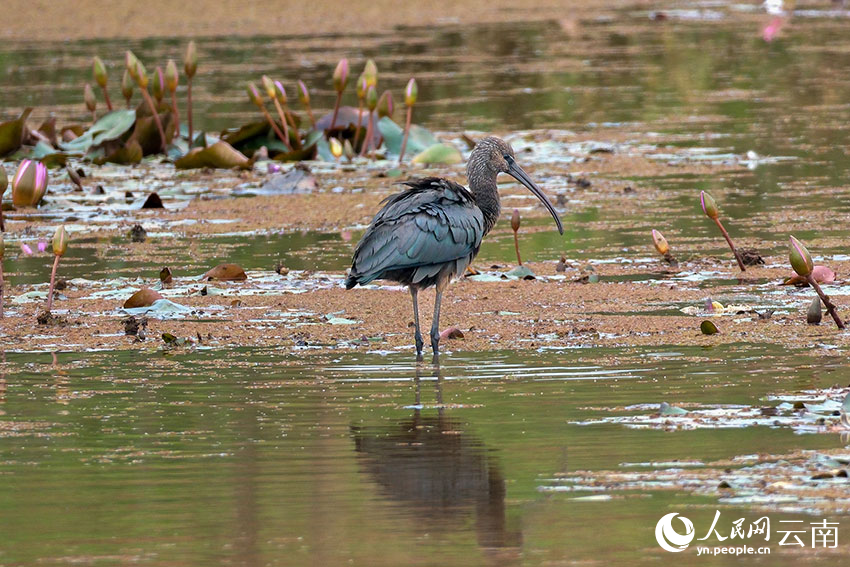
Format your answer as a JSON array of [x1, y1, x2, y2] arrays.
[[0, 344, 844, 566]]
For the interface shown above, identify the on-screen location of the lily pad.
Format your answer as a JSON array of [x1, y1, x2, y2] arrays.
[[506, 265, 537, 280], [0, 108, 32, 157], [123, 288, 164, 309], [201, 263, 247, 281], [377, 117, 439, 156], [411, 143, 463, 165], [122, 298, 193, 318], [59, 110, 136, 154], [31, 141, 70, 167], [174, 141, 253, 170], [99, 140, 144, 165], [659, 402, 688, 416]]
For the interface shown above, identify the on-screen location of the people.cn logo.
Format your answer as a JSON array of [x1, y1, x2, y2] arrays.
[[655, 512, 696, 552]]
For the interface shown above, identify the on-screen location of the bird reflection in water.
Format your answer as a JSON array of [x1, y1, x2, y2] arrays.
[[351, 366, 521, 564]]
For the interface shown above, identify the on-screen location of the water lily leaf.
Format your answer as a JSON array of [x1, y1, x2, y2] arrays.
[[700, 320, 719, 335], [377, 117, 439, 156], [273, 145, 317, 162], [123, 298, 193, 318], [0, 108, 32, 157], [60, 110, 136, 153], [411, 143, 463, 165], [302, 129, 324, 149], [201, 263, 247, 281], [99, 140, 143, 165], [166, 138, 190, 160], [123, 287, 164, 308], [783, 265, 836, 286], [30, 141, 70, 167], [325, 314, 358, 325], [38, 117, 58, 146], [129, 111, 174, 155], [439, 327, 464, 340], [221, 121, 270, 148], [659, 402, 688, 416], [174, 141, 253, 170], [506, 265, 537, 280]]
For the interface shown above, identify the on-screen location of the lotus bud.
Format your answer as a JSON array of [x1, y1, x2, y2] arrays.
[[377, 90, 394, 118], [789, 235, 814, 277], [511, 209, 521, 232], [165, 59, 179, 93], [651, 229, 669, 255], [273, 80, 287, 104], [294, 81, 309, 107], [343, 139, 354, 160], [246, 83, 264, 107], [808, 296, 822, 325], [12, 159, 49, 207], [363, 59, 378, 88], [84, 84, 97, 112], [0, 166, 7, 196], [184, 40, 198, 78], [93, 56, 108, 88], [333, 58, 349, 94], [125, 51, 139, 80], [151, 67, 165, 102], [329, 137, 343, 159], [121, 69, 134, 101], [261, 75, 276, 100], [356, 74, 368, 100], [52, 225, 68, 256], [404, 78, 418, 107], [20, 243, 33, 255], [366, 85, 378, 111], [700, 190, 718, 220], [135, 60, 149, 89]]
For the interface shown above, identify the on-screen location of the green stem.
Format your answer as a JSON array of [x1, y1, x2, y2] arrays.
[[170, 91, 180, 138], [140, 88, 167, 151], [329, 93, 342, 132], [513, 230, 522, 266], [187, 78, 194, 144], [713, 217, 746, 272], [100, 86, 113, 111], [46, 255, 60, 312]]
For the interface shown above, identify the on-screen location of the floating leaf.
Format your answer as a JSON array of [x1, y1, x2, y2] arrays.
[[377, 116, 438, 156], [30, 142, 70, 168], [174, 141, 253, 169], [0, 108, 32, 157], [659, 402, 688, 416], [201, 263, 247, 281], [700, 320, 719, 335], [123, 288, 163, 308], [59, 110, 136, 153], [99, 139, 143, 165], [782, 265, 836, 287], [411, 143, 463, 165], [439, 327, 464, 340], [506, 265, 536, 280]]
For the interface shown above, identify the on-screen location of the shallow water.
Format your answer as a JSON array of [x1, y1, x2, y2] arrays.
[[0, 344, 846, 566]]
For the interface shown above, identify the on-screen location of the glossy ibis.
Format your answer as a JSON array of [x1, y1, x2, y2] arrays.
[[346, 136, 564, 363]]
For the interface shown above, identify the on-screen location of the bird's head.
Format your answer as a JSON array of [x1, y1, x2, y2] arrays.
[[468, 136, 564, 235]]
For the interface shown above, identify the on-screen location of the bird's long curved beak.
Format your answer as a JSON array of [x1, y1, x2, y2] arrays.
[[507, 159, 564, 235]]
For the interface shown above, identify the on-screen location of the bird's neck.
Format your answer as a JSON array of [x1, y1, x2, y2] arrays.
[[469, 169, 501, 235]]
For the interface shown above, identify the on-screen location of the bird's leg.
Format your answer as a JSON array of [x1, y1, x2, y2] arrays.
[[410, 287, 424, 362], [430, 276, 448, 365]]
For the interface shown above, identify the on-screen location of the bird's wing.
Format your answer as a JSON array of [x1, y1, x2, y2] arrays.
[[350, 178, 485, 284]]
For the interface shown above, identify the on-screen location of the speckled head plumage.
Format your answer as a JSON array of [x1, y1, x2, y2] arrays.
[[466, 136, 563, 236], [466, 136, 515, 180]]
